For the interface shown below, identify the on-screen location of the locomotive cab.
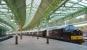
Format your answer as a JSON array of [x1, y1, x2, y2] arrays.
[[63, 25, 84, 43]]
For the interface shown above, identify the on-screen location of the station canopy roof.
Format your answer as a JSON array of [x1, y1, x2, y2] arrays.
[[0, 0, 87, 32]]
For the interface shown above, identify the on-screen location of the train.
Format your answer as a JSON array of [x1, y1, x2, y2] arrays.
[[23, 25, 84, 44], [48, 25, 84, 43]]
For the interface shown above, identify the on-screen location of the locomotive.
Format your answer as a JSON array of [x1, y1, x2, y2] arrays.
[[39, 25, 84, 44]]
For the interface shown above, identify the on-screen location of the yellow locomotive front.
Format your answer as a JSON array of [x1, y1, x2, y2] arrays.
[[64, 25, 84, 44], [70, 30, 84, 43]]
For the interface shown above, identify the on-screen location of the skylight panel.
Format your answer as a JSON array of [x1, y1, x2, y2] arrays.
[[1, 1, 6, 4], [82, 0, 87, 3], [79, 2, 87, 7], [65, 2, 73, 7], [0, 9, 8, 12]]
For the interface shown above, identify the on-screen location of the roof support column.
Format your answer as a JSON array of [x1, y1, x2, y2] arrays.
[[37, 26, 40, 39], [15, 34, 18, 45], [18, 25, 23, 40], [45, 16, 50, 44]]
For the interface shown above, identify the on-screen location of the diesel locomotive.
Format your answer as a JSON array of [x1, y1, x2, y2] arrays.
[[38, 25, 84, 43]]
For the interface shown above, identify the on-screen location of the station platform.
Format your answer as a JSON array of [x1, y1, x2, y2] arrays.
[[0, 36, 87, 50]]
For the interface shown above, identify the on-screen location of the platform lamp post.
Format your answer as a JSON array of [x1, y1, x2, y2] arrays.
[[19, 25, 23, 40], [46, 24, 49, 44], [15, 33, 18, 45], [15, 26, 20, 45], [46, 17, 50, 44], [15, 25, 23, 45], [37, 26, 40, 39]]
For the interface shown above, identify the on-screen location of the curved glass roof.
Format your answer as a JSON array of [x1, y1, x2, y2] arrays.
[[0, 0, 17, 30], [49, 0, 87, 22], [23, 0, 41, 28], [0, 0, 87, 32], [40, 0, 87, 29]]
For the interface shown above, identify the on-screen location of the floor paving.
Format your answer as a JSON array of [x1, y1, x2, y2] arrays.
[[0, 36, 87, 50]]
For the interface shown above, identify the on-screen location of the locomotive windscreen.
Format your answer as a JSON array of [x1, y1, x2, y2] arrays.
[[64, 25, 77, 32]]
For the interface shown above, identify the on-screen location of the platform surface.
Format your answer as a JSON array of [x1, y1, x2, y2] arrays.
[[0, 36, 87, 50]]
